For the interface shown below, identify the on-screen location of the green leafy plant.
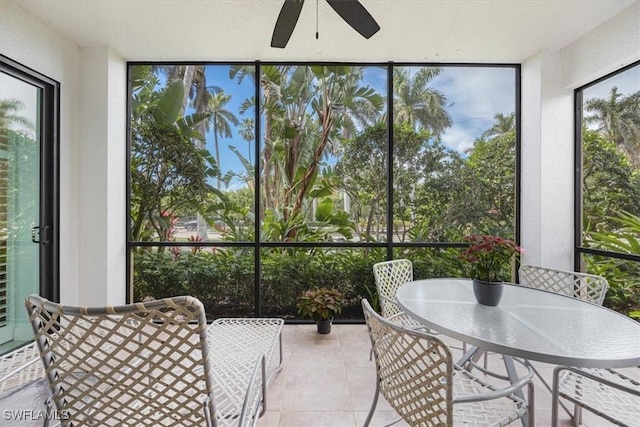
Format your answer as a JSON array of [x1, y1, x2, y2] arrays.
[[458, 235, 522, 282], [585, 210, 640, 318], [296, 287, 345, 321]]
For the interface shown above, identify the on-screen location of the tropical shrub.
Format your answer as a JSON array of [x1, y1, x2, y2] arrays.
[[133, 249, 254, 318], [296, 287, 345, 321], [585, 211, 640, 318]]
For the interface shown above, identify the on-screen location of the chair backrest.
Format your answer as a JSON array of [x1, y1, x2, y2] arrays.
[[24, 295, 216, 427], [372, 259, 413, 319], [362, 298, 454, 426], [519, 264, 609, 305]]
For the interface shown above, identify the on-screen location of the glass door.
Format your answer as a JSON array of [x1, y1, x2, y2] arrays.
[[0, 56, 58, 347]]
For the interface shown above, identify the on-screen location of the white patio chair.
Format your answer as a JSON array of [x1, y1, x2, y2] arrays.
[[518, 265, 609, 422], [25, 294, 265, 427], [519, 264, 609, 304], [362, 298, 534, 427], [373, 259, 422, 327], [372, 259, 465, 353], [552, 366, 640, 427]]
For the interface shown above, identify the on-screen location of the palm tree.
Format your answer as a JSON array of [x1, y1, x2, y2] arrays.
[[481, 112, 515, 139], [154, 64, 221, 239], [265, 66, 384, 232], [205, 90, 239, 189], [239, 118, 255, 164], [0, 98, 34, 134], [231, 65, 384, 238], [585, 87, 640, 167], [393, 67, 452, 138]]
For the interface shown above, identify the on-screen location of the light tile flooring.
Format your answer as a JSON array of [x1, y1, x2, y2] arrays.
[[259, 324, 619, 427]]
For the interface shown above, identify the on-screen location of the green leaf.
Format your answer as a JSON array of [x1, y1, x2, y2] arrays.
[[155, 80, 184, 125], [284, 124, 297, 139], [315, 198, 333, 222]]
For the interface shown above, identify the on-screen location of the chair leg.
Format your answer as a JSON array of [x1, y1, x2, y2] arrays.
[[43, 398, 52, 427], [524, 360, 573, 418], [363, 381, 380, 427], [573, 405, 582, 426], [527, 381, 535, 427], [266, 330, 284, 385], [552, 369, 560, 427], [260, 356, 267, 417]]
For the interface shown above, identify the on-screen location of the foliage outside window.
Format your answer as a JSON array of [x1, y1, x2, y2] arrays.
[[128, 63, 518, 320], [578, 61, 640, 318]]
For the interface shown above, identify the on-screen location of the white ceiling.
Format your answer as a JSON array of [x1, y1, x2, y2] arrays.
[[11, 0, 637, 63]]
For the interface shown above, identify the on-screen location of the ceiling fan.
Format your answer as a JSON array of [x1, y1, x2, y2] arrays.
[[271, 0, 380, 48]]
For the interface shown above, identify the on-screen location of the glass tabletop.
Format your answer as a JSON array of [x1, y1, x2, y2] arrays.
[[396, 278, 640, 368]]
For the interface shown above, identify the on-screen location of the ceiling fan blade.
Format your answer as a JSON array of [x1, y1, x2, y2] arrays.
[[325, 0, 380, 39], [271, 0, 305, 48]]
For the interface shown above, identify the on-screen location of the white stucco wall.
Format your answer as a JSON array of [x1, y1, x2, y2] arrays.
[[78, 47, 126, 306], [521, 52, 574, 270], [561, 1, 640, 90], [520, 2, 639, 270]]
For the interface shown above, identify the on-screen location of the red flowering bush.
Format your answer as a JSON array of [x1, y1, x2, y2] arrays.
[[459, 235, 523, 282]]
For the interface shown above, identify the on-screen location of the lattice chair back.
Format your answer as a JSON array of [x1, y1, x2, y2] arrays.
[[362, 298, 454, 426], [519, 265, 609, 305], [25, 295, 217, 427], [373, 259, 414, 319]]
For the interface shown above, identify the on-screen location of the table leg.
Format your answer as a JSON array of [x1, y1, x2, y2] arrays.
[[457, 345, 484, 369]]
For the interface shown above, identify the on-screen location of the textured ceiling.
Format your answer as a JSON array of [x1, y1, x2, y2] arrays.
[[11, 0, 637, 62]]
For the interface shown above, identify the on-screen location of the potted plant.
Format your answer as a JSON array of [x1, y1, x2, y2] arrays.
[[458, 235, 523, 306], [296, 287, 345, 334]]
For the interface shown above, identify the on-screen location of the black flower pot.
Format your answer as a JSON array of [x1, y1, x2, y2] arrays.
[[316, 319, 333, 334], [472, 279, 504, 306]]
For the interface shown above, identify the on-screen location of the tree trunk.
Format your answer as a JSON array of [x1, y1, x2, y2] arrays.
[[180, 65, 195, 117]]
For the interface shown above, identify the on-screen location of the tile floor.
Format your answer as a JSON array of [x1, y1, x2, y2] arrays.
[[259, 323, 620, 427]]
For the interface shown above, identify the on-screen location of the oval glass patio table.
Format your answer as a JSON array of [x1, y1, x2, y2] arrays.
[[396, 278, 640, 368]]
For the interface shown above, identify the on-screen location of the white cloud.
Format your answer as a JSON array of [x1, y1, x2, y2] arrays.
[[428, 66, 516, 152], [441, 126, 475, 153]]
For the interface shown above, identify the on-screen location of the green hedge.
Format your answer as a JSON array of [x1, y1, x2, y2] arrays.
[[133, 248, 383, 319]]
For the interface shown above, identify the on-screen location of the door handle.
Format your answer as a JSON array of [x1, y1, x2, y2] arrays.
[[31, 226, 50, 245], [31, 226, 40, 243]]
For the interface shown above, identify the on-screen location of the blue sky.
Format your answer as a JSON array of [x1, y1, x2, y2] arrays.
[[195, 65, 517, 189], [584, 66, 639, 100], [431, 67, 515, 152]]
